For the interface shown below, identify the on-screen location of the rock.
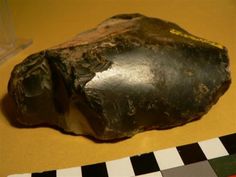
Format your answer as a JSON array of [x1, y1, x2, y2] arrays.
[[8, 14, 231, 140]]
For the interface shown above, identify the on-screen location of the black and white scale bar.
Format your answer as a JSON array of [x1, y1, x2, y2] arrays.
[[8, 132, 236, 177]]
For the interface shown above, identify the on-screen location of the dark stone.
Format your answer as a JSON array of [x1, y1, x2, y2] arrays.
[[8, 14, 231, 140]]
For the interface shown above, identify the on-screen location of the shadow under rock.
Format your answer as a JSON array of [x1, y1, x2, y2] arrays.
[[1, 94, 68, 131], [1, 94, 127, 143]]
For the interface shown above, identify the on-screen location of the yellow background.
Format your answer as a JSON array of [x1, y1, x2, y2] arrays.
[[0, 0, 235, 176]]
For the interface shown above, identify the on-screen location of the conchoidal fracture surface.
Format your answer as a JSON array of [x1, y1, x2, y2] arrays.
[[8, 14, 231, 140]]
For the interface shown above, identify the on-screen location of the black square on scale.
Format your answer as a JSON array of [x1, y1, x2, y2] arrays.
[[130, 152, 160, 176], [177, 143, 207, 165], [220, 133, 236, 155], [81, 162, 108, 177], [32, 170, 56, 177]]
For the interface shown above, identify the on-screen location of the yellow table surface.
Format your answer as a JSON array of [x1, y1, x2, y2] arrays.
[[0, 0, 236, 176]]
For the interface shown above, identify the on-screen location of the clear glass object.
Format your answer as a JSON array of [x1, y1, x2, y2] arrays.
[[0, 0, 32, 64]]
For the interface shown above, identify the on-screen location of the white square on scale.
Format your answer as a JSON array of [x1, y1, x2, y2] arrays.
[[57, 167, 82, 177], [198, 138, 229, 159], [154, 147, 184, 170], [106, 157, 135, 177], [8, 174, 31, 177]]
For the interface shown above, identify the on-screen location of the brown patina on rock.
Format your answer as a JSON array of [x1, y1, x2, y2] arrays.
[[8, 14, 231, 140]]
